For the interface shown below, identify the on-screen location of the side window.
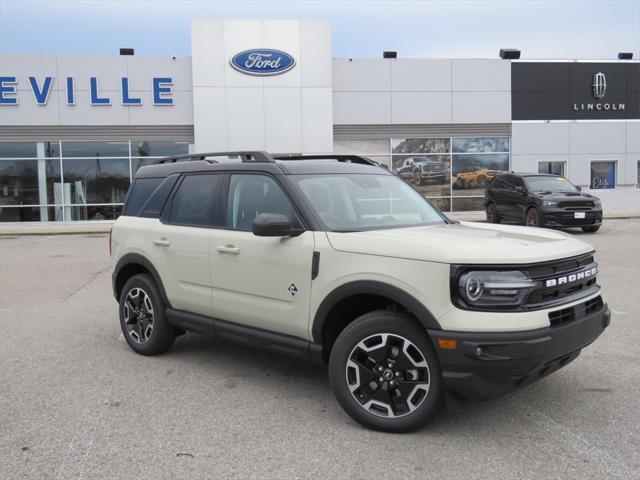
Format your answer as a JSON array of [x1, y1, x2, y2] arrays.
[[226, 174, 296, 230], [140, 174, 179, 218], [169, 174, 221, 227], [512, 176, 525, 189], [124, 178, 162, 216], [502, 175, 516, 190]]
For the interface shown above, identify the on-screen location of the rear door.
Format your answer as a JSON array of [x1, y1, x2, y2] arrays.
[[147, 173, 223, 316], [208, 173, 315, 339]]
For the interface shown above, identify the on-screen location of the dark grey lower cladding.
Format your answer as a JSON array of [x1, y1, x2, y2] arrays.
[[0, 125, 195, 141], [333, 123, 511, 139]]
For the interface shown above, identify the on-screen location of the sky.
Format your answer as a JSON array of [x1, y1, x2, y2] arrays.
[[0, 0, 638, 60]]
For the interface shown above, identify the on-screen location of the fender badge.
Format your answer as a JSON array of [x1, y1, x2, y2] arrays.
[[288, 283, 298, 296]]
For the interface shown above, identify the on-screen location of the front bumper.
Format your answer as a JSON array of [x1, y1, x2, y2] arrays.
[[542, 208, 602, 227], [428, 301, 610, 400]]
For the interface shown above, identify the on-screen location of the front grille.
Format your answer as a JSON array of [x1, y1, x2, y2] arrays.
[[558, 200, 594, 208], [526, 253, 599, 307], [549, 296, 604, 327]]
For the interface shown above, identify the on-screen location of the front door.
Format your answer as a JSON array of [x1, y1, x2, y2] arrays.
[[209, 173, 315, 339]]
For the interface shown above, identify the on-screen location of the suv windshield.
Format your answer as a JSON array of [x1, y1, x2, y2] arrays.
[[293, 174, 446, 231], [524, 176, 580, 193]]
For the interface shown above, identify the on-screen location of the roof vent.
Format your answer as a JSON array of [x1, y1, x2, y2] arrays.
[[499, 49, 521, 59]]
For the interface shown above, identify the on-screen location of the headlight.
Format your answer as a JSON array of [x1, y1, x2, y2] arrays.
[[593, 199, 601, 207], [457, 270, 538, 307], [542, 200, 558, 207]]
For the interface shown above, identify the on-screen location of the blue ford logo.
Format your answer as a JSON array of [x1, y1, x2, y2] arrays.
[[230, 49, 296, 76]]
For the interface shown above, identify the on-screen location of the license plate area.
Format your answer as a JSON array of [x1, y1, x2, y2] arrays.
[[574, 212, 586, 219]]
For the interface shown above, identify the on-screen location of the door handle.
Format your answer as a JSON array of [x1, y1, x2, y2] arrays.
[[152, 237, 171, 247], [216, 245, 240, 254]]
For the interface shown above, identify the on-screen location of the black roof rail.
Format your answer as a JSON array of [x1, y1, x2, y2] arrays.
[[273, 154, 380, 166], [158, 151, 274, 164]]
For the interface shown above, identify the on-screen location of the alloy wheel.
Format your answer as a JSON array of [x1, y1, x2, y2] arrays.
[[345, 333, 430, 418], [123, 287, 154, 344]]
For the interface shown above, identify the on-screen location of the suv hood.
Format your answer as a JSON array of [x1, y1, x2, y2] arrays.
[[326, 222, 593, 264], [534, 191, 599, 201]]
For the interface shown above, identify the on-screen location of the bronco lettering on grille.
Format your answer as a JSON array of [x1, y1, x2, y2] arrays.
[[545, 266, 597, 288]]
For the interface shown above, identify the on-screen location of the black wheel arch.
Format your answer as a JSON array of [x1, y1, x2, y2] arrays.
[[312, 280, 442, 350], [113, 253, 172, 308]]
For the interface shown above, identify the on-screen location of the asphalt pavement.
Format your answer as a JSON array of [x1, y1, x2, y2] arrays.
[[1, 220, 638, 479]]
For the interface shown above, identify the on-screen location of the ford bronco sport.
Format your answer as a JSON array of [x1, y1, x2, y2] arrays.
[[111, 151, 610, 433]]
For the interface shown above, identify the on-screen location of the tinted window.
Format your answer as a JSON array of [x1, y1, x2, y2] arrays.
[[227, 174, 295, 230], [140, 175, 178, 218], [170, 174, 220, 226], [124, 178, 162, 215]]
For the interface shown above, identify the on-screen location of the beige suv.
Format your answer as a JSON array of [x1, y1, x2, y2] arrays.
[[111, 151, 610, 433]]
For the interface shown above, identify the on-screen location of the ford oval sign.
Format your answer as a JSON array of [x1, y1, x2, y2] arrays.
[[230, 49, 296, 76]]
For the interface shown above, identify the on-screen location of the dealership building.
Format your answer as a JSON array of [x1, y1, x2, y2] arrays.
[[0, 19, 638, 222]]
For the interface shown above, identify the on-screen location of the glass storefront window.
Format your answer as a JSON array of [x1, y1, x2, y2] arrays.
[[334, 139, 389, 155], [392, 138, 450, 154], [0, 142, 38, 158], [131, 140, 190, 157], [66, 204, 123, 221], [0, 206, 59, 222], [44, 142, 60, 158], [452, 153, 509, 196], [392, 154, 450, 197], [61, 141, 130, 158], [590, 161, 616, 189], [452, 197, 485, 212], [131, 158, 163, 176], [0, 159, 61, 205], [426, 197, 451, 213], [538, 161, 566, 176], [452, 137, 509, 153], [62, 158, 130, 204]]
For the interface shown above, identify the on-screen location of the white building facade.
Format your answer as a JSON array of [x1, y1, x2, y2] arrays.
[[0, 19, 638, 222]]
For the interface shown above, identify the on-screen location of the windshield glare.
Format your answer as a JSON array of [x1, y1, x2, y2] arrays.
[[524, 176, 579, 193], [293, 174, 446, 231]]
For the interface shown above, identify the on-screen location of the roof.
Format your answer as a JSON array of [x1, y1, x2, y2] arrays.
[[134, 151, 390, 178]]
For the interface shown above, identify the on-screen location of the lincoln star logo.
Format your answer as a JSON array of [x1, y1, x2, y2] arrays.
[[545, 265, 597, 288], [230, 49, 296, 76], [592, 72, 606, 99]]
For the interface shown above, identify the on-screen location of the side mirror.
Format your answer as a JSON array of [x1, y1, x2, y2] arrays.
[[515, 186, 526, 194], [252, 213, 303, 237], [576, 185, 582, 191]]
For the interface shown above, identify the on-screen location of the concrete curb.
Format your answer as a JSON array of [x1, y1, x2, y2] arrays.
[[1, 214, 638, 236]]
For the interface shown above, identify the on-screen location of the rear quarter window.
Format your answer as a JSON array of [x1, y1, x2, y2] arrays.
[[123, 178, 163, 216]]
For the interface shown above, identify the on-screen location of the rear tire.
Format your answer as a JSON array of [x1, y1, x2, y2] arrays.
[[119, 274, 175, 356], [486, 203, 501, 223], [329, 311, 443, 433], [525, 207, 543, 227], [581, 225, 600, 233]]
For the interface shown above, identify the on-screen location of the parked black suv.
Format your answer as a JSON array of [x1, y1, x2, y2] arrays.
[[485, 173, 603, 232]]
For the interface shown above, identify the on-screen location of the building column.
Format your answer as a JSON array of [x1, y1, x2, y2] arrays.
[[36, 142, 49, 221]]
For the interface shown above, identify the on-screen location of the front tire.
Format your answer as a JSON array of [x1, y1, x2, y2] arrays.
[[582, 225, 600, 233], [413, 171, 424, 186], [119, 274, 175, 355], [525, 207, 543, 227], [329, 311, 443, 433], [486, 202, 501, 223]]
